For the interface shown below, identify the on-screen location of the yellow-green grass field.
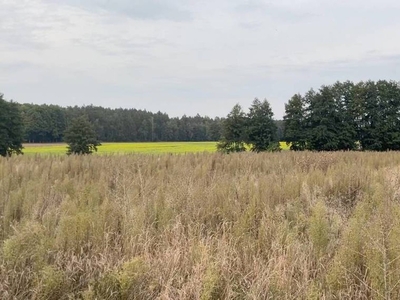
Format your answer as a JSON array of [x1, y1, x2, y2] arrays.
[[23, 141, 290, 154]]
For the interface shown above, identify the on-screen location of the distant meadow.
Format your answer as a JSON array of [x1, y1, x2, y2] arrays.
[[22, 142, 290, 155]]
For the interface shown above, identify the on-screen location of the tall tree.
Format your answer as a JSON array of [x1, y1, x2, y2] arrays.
[[217, 104, 247, 153], [64, 116, 101, 155], [0, 94, 24, 157], [246, 98, 279, 152], [355, 81, 382, 151], [376, 80, 400, 150], [283, 94, 307, 151], [306, 85, 357, 151], [331, 81, 358, 150]]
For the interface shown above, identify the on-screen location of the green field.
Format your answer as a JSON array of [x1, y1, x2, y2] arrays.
[[23, 141, 290, 154]]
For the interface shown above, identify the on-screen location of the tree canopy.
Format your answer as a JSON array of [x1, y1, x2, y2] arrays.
[[283, 80, 400, 151], [218, 99, 280, 153], [283, 94, 307, 151], [217, 104, 247, 153], [64, 116, 101, 155], [0, 94, 24, 157], [247, 98, 278, 152]]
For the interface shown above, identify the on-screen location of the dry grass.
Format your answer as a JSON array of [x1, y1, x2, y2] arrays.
[[1, 152, 400, 299]]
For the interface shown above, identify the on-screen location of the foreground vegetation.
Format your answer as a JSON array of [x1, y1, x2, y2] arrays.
[[1, 152, 400, 299]]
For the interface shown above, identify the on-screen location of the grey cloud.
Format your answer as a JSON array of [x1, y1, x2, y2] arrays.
[[71, 34, 172, 58], [0, 1, 73, 51], [0, 30, 45, 51], [46, 0, 192, 21], [0, 61, 38, 71], [242, 53, 400, 78], [305, 54, 400, 72], [234, 1, 317, 23]]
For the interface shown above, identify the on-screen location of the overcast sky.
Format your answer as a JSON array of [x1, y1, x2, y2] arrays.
[[1, 0, 400, 118]]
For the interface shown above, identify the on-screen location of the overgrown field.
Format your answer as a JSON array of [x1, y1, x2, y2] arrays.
[[1, 152, 400, 299], [23, 142, 290, 155]]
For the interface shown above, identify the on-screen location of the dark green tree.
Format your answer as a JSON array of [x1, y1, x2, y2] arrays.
[[331, 81, 358, 150], [355, 80, 400, 151], [64, 116, 101, 155], [283, 94, 307, 151], [306, 85, 357, 151], [217, 104, 247, 153], [275, 120, 285, 142], [377, 80, 400, 150], [0, 94, 24, 157], [354, 81, 383, 151], [206, 117, 223, 141], [246, 98, 279, 152]]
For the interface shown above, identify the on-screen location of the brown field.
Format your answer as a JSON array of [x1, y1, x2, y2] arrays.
[[1, 152, 400, 299]]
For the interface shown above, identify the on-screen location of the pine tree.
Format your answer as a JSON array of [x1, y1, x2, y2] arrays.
[[0, 94, 24, 157], [64, 116, 101, 155], [331, 81, 358, 150], [247, 98, 279, 152], [306, 86, 355, 151], [217, 104, 247, 153], [356, 81, 382, 151], [283, 94, 307, 151], [375, 80, 400, 150]]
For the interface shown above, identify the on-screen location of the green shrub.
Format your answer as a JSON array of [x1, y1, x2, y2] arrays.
[[309, 200, 330, 256], [2, 221, 51, 270], [201, 265, 225, 300], [36, 266, 69, 300]]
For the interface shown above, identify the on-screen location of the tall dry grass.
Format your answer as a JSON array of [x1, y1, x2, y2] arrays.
[[1, 152, 400, 299]]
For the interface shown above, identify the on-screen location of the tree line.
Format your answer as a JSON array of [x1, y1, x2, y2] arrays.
[[0, 93, 285, 156], [284, 80, 400, 151], [1, 79, 400, 156], [217, 80, 400, 153], [19, 103, 223, 143]]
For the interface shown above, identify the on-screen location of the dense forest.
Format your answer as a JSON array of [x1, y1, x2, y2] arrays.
[[16, 103, 284, 144], [18, 104, 225, 143]]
